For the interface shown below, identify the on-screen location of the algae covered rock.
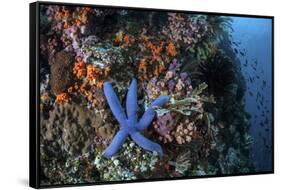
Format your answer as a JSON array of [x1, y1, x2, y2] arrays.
[[49, 51, 74, 95], [41, 102, 102, 156], [94, 140, 159, 181], [40, 102, 104, 185]]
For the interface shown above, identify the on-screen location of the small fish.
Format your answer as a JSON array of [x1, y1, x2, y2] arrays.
[[234, 48, 238, 54], [252, 66, 257, 71], [254, 60, 258, 66], [256, 92, 261, 98], [249, 77, 254, 83], [240, 51, 245, 56], [256, 96, 259, 102], [262, 80, 266, 87], [257, 105, 261, 110], [264, 117, 269, 124], [262, 137, 267, 145], [233, 41, 239, 46], [249, 91, 253, 96]]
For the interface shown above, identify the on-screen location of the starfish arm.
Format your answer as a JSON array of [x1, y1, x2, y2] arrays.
[[103, 81, 127, 126], [136, 108, 156, 130], [126, 78, 138, 122], [103, 129, 128, 158], [151, 96, 170, 107], [131, 132, 163, 156]]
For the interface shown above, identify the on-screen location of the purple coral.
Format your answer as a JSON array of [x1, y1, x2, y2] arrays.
[[146, 59, 196, 143], [155, 113, 173, 136], [162, 13, 209, 48]]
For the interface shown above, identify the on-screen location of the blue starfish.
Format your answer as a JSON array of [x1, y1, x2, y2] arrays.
[[103, 78, 169, 158]]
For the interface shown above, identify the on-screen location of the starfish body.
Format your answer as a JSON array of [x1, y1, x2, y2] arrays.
[[103, 78, 169, 158]]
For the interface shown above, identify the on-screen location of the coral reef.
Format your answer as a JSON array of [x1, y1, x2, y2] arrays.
[[39, 4, 257, 185]]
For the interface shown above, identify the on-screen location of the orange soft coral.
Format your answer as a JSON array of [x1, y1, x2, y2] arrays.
[[104, 66, 111, 77], [73, 57, 87, 79], [146, 41, 164, 61], [51, 6, 91, 33], [166, 42, 177, 57], [55, 93, 71, 104], [85, 65, 108, 88], [123, 35, 130, 44], [96, 80, 104, 89], [86, 65, 99, 81], [79, 83, 88, 95], [118, 34, 136, 48], [138, 59, 148, 80], [80, 7, 91, 24], [114, 31, 124, 45]]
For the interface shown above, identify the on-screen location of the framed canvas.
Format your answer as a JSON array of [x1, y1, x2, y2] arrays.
[[29, 1, 274, 188]]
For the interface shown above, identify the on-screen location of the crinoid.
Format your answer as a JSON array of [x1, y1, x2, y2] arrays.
[[194, 51, 238, 98]]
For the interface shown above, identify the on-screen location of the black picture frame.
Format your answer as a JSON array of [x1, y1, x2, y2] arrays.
[[30, 1, 274, 189]]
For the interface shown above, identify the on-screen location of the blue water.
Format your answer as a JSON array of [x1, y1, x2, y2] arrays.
[[230, 17, 273, 171]]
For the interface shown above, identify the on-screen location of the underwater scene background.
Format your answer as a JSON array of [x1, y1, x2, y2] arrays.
[[39, 4, 273, 186]]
